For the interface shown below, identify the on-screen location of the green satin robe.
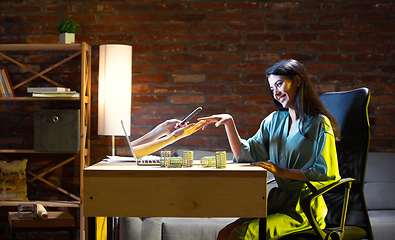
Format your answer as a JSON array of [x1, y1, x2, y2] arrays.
[[235, 111, 341, 240]]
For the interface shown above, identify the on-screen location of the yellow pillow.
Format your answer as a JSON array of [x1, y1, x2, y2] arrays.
[[0, 159, 28, 201]]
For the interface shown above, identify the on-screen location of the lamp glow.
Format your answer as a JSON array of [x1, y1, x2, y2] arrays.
[[98, 44, 132, 155]]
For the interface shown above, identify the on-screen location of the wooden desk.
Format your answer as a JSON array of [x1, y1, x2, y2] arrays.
[[83, 162, 267, 239]]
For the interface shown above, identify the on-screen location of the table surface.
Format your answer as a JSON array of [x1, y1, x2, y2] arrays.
[[83, 162, 267, 218]]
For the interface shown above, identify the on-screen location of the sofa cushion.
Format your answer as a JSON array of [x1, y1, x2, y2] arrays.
[[162, 218, 237, 240], [368, 210, 395, 240]]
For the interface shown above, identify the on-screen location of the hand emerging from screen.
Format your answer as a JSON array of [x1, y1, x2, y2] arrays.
[[170, 120, 205, 140]]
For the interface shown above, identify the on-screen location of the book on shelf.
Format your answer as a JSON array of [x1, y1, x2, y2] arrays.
[[32, 91, 80, 98], [0, 67, 15, 98], [27, 87, 71, 93]]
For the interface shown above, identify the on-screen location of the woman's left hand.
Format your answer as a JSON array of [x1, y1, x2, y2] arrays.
[[170, 120, 205, 139], [163, 119, 187, 135], [259, 161, 283, 177]]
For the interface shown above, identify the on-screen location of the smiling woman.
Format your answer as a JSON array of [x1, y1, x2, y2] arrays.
[[198, 59, 342, 240]]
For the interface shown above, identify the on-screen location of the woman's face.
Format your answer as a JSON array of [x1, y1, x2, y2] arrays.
[[268, 74, 300, 110]]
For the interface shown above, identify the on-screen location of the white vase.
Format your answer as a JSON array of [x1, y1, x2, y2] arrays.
[[59, 33, 75, 44]]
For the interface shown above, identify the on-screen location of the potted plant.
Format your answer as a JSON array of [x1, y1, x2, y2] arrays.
[[56, 16, 80, 44]]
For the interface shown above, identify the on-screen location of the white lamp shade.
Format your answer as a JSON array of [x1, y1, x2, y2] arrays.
[[98, 44, 132, 136]]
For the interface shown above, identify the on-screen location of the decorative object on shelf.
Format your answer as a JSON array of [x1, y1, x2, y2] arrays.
[[0, 159, 28, 201], [98, 44, 132, 156], [56, 16, 80, 44], [0, 66, 14, 97]]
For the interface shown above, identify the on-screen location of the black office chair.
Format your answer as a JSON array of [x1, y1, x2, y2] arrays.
[[280, 87, 374, 240]]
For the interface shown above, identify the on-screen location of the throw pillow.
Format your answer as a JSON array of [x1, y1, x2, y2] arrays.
[[0, 159, 28, 201]]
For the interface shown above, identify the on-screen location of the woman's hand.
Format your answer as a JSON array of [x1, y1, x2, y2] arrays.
[[259, 161, 283, 177], [259, 161, 308, 181], [170, 120, 205, 140], [162, 119, 188, 135], [198, 114, 233, 130]]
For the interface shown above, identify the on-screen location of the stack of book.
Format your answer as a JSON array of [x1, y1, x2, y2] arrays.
[[27, 87, 80, 98], [0, 67, 15, 97]]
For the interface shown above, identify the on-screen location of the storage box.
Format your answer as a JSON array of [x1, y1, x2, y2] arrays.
[[34, 109, 80, 152]]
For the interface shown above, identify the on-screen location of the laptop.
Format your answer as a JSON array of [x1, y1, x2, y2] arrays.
[[120, 120, 160, 166]]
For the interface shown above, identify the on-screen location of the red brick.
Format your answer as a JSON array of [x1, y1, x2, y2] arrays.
[[207, 74, 242, 83], [133, 64, 153, 73], [339, 44, 375, 52], [321, 75, 355, 83], [156, 23, 189, 32], [375, 128, 395, 137], [355, 54, 388, 63], [193, 64, 228, 72], [265, 2, 298, 11], [371, 96, 395, 105], [318, 54, 352, 62], [305, 64, 340, 72], [0, 15, 23, 23], [359, 34, 392, 43], [154, 86, 188, 94], [344, 24, 375, 32], [228, 44, 263, 52], [357, 76, 391, 84], [245, 94, 272, 104], [136, 34, 170, 42], [245, 53, 279, 62], [246, 33, 281, 42], [369, 138, 393, 148], [320, 13, 354, 21], [156, 64, 190, 72], [170, 95, 204, 104], [153, 44, 186, 52], [191, 85, 226, 94], [378, 24, 395, 32], [284, 13, 316, 21], [231, 63, 266, 72], [45, 5, 74, 13], [358, 13, 391, 22], [284, 33, 316, 42], [191, 3, 224, 10], [267, 43, 298, 51], [339, 3, 372, 10], [343, 64, 375, 72], [152, 106, 187, 116], [191, 44, 226, 52], [173, 14, 206, 22], [26, 15, 58, 23], [83, 24, 117, 32], [246, 12, 279, 21], [26, 35, 58, 43], [379, 65, 395, 73], [246, 74, 267, 84], [209, 12, 243, 21], [320, 33, 355, 41], [374, 117, 393, 126], [131, 106, 152, 115], [133, 75, 168, 84], [132, 85, 150, 94], [229, 105, 265, 115], [377, 44, 395, 53], [136, 14, 170, 21], [191, 24, 226, 32], [172, 74, 205, 83], [9, 5, 41, 12], [133, 95, 167, 104], [375, 3, 395, 11], [119, 24, 152, 32], [303, 43, 337, 52], [82, 4, 114, 12], [281, 53, 315, 61], [98, 34, 134, 42], [208, 53, 243, 62], [154, 3, 187, 11], [306, 24, 338, 32], [100, 14, 134, 23], [303, 3, 334, 10], [173, 34, 206, 42], [209, 34, 243, 42], [207, 95, 242, 104], [229, 85, 264, 94], [68, 14, 96, 23], [229, 23, 265, 32], [171, 54, 205, 62], [11, 25, 42, 34], [226, 2, 260, 10], [134, 54, 169, 63]]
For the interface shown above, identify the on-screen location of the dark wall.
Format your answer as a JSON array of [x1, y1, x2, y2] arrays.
[[1, 1, 394, 165]]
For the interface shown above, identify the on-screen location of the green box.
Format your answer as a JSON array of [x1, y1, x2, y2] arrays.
[[34, 109, 80, 152]]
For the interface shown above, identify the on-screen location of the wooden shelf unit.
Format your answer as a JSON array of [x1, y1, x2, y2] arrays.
[[0, 42, 92, 240]]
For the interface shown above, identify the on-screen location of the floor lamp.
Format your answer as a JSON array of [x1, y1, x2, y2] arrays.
[[98, 44, 132, 156]]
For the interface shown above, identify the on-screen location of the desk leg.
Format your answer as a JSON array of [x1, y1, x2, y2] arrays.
[[259, 218, 267, 240], [88, 217, 96, 240], [107, 217, 114, 240]]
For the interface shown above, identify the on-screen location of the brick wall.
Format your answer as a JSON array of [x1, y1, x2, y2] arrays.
[[1, 0, 395, 165]]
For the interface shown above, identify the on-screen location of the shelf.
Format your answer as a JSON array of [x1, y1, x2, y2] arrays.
[[0, 43, 85, 52], [0, 149, 79, 154], [0, 97, 80, 101], [0, 200, 80, 208]]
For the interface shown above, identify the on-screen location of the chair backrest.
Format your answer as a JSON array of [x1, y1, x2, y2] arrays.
[[320, 87, 373, 239]]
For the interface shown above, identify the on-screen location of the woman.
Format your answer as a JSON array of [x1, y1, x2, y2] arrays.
[[131, 119, 203, 159], [198, 59, 341, 240]]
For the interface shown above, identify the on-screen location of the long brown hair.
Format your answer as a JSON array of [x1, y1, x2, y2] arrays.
[[266, 59, 341, 140]]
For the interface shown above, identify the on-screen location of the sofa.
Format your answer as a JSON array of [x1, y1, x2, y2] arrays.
[[119, 152, 395, 240]]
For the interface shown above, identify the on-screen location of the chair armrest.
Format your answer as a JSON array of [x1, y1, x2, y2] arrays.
[[301, 178, 355, 240]]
